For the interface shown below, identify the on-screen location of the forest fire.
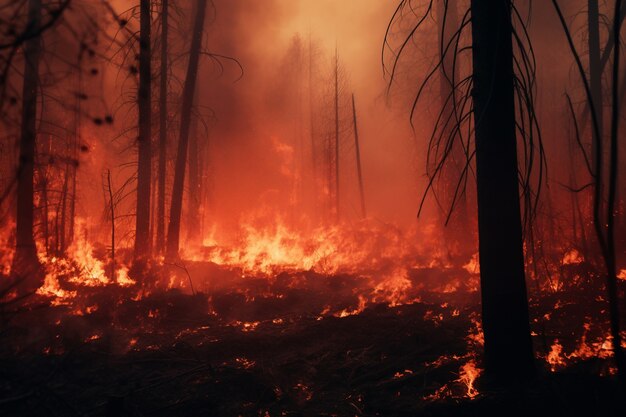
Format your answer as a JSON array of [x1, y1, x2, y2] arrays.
[[2, 0, 626, 416]]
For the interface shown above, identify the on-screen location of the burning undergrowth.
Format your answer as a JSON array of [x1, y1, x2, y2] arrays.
[[1, 220, 625, 415]]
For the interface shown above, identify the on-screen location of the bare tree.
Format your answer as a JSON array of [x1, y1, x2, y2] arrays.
[[134, 0, 153, 258], [385, 0, 538, 380], [12, 0, 43, 291], [156, 0, 168, 255], [166, 0, 207, 259]]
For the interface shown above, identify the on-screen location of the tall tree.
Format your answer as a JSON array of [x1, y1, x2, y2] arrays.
[[333, 48, 340, 222], [470, 0, 534, 378], [351, 93, 366, 219], [12, 0, 43, 289], [135, 0, 153, 258], [186, 91, 202, 247], [156, 0, 168, 254], [588, 0, 603, 171], [166, 0, 207, 259]]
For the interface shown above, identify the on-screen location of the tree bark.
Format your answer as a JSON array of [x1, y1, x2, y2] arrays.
[[134, 0, 152, 258], [351, 94, 366, 219], [12, 0, 43, 289], [186, 91, 201, 247], [470, 0, 534, 379], [166, 0, 207, 259], [156, 0, 168, 255], [588, 0, 603, 171], [334, 48, 340, 222]]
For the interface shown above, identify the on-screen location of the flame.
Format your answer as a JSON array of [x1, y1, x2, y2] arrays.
[[547, 340, 567, 372], [190, 218, 443, 277], [458, 360, 481, 399], [0, 220, 15, 275], [462, 253, 480, 274], [335, 295, 367, 317], [562, 249, 584, 265]]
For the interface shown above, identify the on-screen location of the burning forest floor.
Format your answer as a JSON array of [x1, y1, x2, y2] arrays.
[[1, 225, 626, 416]]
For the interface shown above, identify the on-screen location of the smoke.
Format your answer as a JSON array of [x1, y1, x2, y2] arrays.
[[197, 0, 422, 238]]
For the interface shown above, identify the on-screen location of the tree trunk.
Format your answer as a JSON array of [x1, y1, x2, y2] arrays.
[[156, 0, 168, 255], [186, 91, 201, 247], [588, 0, 603, 171], [334, 48, 340, 222], [12, 0, 43, 290], [470, 0, 534, 379], [351, 94, 366, 219], [134, 0, 152, 258], [166, 0, 207, 259]]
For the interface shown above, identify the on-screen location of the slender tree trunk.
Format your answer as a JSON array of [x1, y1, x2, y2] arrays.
[[470, 0, 534, 379], [605, 0, 624, 385], [40, 172, 49, 257], [588, 0, 603, 171], [12, 0, 43, 289], [308, 35, 319, 217], [166, 0, 207, 259], [134, 0, 152, 258], [351, 94, 366, 218], [156, 0, 168, 254], [106, 170, 115, 282], [334, 48, 340, 222], [68, 67, 80, 247], [59, 162, 69, 253], [186, 92, 201, 246]]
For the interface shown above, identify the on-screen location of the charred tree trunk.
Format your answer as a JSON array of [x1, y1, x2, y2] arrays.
[[470, 0, 534, 379], [134, 0, 153, 258], [605, 0, 624, 385], [186, 92, 201, 247], [351, 94, 366, 219], [156, 0, 168, 255], [588, 0, 603, 171], [334, 48, 340, 222], [68, 67, 80, 247], [59, 162, 69, 253], [106, 170, 115, 282], [12, 0, 43, 289], [166, 0, 207, 259]]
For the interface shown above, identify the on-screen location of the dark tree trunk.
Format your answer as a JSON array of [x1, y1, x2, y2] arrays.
[[588, 0, 603, 171], [12, 0, 43, 289], [470, 0, 534, 379], [156, 0, 168, 255], [334, 49, 340, 222], [351, 94, 366, 219], [68, 68, 80, 247], [186, 92, 201, 247], [134, 0, 152, 258], [166, 0, 207, 259]]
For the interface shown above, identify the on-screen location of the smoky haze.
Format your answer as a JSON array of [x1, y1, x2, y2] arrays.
[[191, 0, 422, 241]]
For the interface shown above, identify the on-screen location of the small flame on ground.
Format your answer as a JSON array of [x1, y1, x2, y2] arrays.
[[458, 360, 482, 399]]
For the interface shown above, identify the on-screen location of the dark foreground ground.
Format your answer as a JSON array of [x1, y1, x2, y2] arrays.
[[1, 265, 625, 416]]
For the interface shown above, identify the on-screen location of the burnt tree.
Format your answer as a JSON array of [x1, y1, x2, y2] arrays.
[[588, 0, 603, 170], [166, 0, 207, 259], [12, 0, 43, 289], [156, 0, 169, 254], [470, 0, 534, 378], [135, 0, 153, 258]]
